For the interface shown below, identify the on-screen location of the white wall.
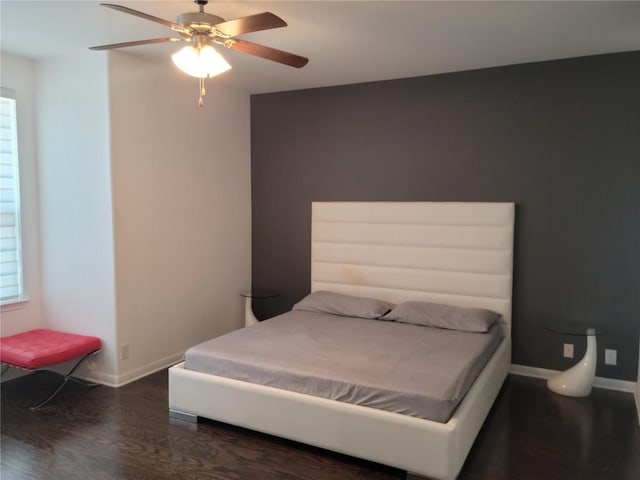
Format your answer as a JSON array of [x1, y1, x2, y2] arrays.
[[0, 53, 44, 335], [108, 52, 251, 385], [1, 50, 250, 387], [37, 54, 118, 382]]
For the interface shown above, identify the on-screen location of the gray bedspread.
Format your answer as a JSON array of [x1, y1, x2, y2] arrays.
[[185, 311, 504, 423]]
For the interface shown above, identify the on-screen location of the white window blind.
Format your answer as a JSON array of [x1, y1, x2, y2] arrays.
[[0, 89, 23, 303]]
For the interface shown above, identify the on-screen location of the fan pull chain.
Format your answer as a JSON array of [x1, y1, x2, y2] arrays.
[[198, 77, 206, 107]]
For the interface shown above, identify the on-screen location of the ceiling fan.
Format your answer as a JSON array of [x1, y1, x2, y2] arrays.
[[90, 0, 309, 105]]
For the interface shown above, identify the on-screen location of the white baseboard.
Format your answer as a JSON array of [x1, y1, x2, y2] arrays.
[[86, 351, 184, 388], [510, 364, 636, 393], [85, 370, 119, 387]]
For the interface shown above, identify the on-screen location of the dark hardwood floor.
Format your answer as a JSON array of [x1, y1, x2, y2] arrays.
[[1, 370, 639, 480]]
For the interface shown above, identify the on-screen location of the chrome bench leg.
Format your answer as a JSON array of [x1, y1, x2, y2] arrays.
[[29, 349, 101, 410]]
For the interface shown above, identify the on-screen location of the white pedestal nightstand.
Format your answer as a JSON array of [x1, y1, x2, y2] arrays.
[[545, 320, 604, 397]]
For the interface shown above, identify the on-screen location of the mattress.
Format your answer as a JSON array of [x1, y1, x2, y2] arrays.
[[185, 310, 504, 423]]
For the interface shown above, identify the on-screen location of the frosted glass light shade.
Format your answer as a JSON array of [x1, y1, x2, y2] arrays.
[[172, 45, 231, 78]]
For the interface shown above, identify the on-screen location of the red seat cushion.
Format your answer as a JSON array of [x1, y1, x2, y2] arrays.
[[0, 329, 101, 369]]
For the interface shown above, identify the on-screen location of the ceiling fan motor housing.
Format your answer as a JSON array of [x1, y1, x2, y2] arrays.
[[177, 12, 225, 33]]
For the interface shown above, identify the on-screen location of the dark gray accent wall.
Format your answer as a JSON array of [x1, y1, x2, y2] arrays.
[[250, 51, 640, 381]]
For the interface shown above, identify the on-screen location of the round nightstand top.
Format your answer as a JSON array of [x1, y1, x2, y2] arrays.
[[544, 318, 606, 336], [240, 289, 280, 299]]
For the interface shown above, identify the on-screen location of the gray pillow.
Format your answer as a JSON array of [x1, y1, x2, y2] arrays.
[[382, 301, 501, 333], [292, 291, 394, 319]]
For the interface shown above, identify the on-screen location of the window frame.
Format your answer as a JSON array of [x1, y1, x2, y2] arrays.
[[0, 87, 25, 305]]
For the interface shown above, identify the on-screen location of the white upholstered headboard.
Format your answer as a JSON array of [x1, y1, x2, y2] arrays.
[[311, 202, 515, 326]]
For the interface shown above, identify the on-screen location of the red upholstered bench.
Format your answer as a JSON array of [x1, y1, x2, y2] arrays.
[[0, 329, 101, 409]]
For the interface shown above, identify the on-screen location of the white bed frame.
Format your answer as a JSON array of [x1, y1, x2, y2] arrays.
[[169, 202, 515, 480]]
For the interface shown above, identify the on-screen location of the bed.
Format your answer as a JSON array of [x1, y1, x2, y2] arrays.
[[169, 201, 515, 480]]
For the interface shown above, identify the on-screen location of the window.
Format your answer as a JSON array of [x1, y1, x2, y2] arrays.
[[0, 88, 23, 304]]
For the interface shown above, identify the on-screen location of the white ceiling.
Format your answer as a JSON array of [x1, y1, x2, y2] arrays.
[[1, 1, 639, 94]]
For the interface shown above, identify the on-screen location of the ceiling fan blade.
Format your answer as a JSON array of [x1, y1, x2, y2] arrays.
[[100, 3, 190, 35], [89, 38, 181, 51], [214, 12, 287, 37], [225, 39, 308, 68]]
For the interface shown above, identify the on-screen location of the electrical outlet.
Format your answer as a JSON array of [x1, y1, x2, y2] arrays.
[[605, 349, 617, 366], [563, 343, 574, 359], [121, 343, 130, 360]]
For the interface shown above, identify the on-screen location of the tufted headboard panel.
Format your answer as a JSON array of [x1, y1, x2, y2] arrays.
[[311, 202, 515, 326]]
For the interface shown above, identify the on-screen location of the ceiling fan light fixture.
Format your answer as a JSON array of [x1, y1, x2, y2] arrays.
[[171, 44, 231, 78]]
